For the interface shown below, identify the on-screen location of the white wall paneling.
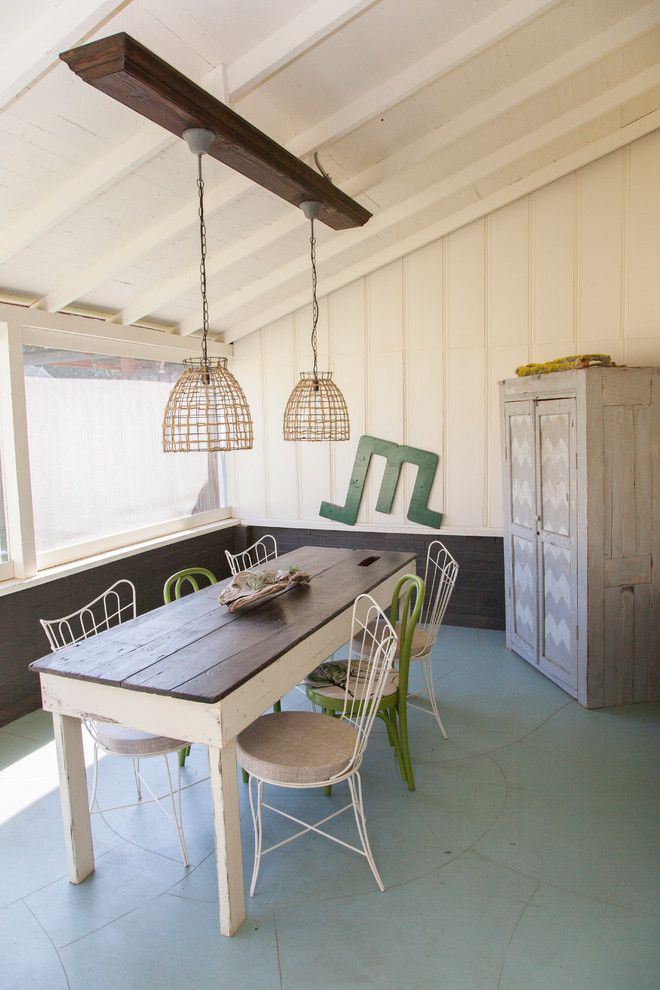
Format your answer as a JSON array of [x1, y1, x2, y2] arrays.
[[262, 315, 300, 520], [365, 261, 405, 526], [232, 129, 660, 536], [230, 330, 267, 520], [626, 129, 660, 345]]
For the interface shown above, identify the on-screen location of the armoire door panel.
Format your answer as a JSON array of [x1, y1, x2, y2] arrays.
[[538, 404, 573, 539], [540, 541, 574, 680], [504, 401, 538, 662], [509, 409, 535, 530], [511, 532, 536, 657], [536, 399, 578, 690]]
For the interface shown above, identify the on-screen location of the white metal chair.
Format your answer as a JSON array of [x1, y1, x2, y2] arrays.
[[225, 534, 278, 575], [404, 541, 459, 738], [40, 579, 191, 866], [237, 593, 397, 895]]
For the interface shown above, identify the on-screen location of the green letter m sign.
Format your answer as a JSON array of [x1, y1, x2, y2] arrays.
[[319, 435, 442, 529]]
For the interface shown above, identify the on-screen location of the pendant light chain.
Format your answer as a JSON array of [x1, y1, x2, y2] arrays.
[[196, 153, 210, 368], [163, 128, 253, 452], [310, 216, 319, 384], [282, 200, 350, 442]]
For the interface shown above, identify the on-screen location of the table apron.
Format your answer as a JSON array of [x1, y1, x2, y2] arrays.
[[39, 672, 223, 747]]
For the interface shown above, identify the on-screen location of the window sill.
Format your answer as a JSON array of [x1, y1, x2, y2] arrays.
[[0, 517, 240, 599]]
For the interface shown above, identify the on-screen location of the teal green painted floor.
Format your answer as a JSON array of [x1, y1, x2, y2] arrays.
[[1, 627, 659, 989]]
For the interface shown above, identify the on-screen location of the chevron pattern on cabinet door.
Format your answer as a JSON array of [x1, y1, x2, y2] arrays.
[[512, 535, 535, 648], [539, 413, 570, 536], [509, 413, 535, 529], [542, 543, 572, 670]]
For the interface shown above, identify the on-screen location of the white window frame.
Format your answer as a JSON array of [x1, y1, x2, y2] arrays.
[[0, 304, 235, 583]]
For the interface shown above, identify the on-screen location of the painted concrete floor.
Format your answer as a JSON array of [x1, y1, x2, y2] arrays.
[[1, 627, 659, 990]]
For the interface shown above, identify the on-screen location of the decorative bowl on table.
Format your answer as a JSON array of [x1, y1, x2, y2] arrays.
[[218, 566, 311, 612]]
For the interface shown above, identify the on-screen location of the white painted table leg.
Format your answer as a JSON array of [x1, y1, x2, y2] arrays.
[[52, 713, 94, 883], [208, 739, 245, 936]]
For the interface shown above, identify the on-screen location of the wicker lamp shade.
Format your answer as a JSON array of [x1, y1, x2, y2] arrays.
[[283, 371, 350, 442], [163, 357, 253, 452], [162, 129, 253, 453], [283, 200, 351, 441]]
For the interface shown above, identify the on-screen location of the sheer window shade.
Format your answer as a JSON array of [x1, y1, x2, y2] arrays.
[[23, 347, 226, 556]]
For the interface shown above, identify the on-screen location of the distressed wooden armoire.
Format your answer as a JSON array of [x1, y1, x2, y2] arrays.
[[499, 367, 658, 709]]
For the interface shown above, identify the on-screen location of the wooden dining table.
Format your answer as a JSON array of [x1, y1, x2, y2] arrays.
[[30, 545, 414, 936]]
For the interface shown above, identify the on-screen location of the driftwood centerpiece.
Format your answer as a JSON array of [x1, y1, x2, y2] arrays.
[[218, 566, 311, 612]]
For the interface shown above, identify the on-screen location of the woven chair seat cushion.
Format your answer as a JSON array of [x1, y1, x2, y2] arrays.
[[237, 711, 358, 785], [308, 666, 399, 703], [89, 721, 188, 756], [394, 622, 433, 660], [352, 622, 432, 660]]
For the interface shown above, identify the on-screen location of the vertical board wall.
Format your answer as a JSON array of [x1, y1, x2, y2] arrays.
[[232, 130, 660, 535]]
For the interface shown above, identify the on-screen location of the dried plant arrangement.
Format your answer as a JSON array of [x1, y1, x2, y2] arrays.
[[218, 566, 311, 612], [515, 354, 615, 377]]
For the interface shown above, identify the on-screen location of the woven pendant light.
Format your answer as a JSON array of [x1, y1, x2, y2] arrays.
[[163, 128, 253, 452], [283, 202, 350, 442]]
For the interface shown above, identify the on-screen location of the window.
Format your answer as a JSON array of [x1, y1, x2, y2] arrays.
[[23, 346, 228, 563]]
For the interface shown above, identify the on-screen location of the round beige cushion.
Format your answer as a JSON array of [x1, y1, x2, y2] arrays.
[[237, 711, 358, 785], [89, 721, 188, 756]]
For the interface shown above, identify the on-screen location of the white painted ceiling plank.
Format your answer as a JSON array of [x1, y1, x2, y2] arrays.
[[227, 0, 380, 99], [0, 0, 127, 108], [354, 1, 660, 191], [226, 109, 660, 343], [202, 64, 660, 336], [38, 0, 559, 314], [119, 2, 660, 326], [117, 211, 303, 324], [1, 63, 228, 270], [39, 172, 251, 314], [285, 0, 563, 157], [0, 128, 173, 265]]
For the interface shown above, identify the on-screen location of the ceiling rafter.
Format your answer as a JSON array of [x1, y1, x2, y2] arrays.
[[225, 108, 660, 343], [0, 0, 127, 109], [1, 0, 376, 278], [285, 0, 562, 157], [37, 0, 559, 314], [184, 64, 660, 337], [118, 2, 660, 327], [0, 302, 231, 358], [226, 0, 380, 100]]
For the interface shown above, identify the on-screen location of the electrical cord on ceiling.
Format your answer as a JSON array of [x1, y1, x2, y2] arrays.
[[313, 152, 332, 182]]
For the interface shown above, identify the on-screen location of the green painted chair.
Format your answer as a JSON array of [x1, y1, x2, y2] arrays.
[[306, 573, 424, 792], [163, 567, 218, 604], [163, 567, 218, 767]]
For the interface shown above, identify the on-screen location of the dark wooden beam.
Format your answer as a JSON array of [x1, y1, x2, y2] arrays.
[[60, 33, 371, 231]]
